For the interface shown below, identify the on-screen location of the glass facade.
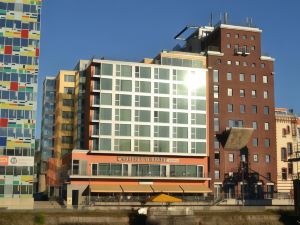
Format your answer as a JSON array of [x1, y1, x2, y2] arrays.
[[0, 0, 42, 199], [40, 77, 55, 172], [90, 61, 207, 155]]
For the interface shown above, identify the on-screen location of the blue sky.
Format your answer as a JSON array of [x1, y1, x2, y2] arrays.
[[37, 0, 300, 136]]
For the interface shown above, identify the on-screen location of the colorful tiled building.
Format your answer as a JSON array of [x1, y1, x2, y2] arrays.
[[0, 0, 42, 209]]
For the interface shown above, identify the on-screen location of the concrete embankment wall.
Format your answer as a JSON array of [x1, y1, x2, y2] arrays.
[[0, 209, 297, 225]]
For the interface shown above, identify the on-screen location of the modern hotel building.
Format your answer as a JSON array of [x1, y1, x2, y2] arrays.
[[0, 0, 42, 208], [44, 51, 211, 206]]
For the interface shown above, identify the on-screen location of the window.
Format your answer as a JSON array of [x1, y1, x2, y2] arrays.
[[288, 163, 293, 175], [117, 65, 132, 77], [115, 139, 131, 151], [264, 139, 270, 147], [154, 68, 169, 80], [235, 61, 240, 66], [100, 93, 112, 105], [173, 127, 188, 139], [64, 87, 74, 94], [264, 122, 269, 130], [154, 111, 169, 123], [265, 155, 270, 163], [252, 121, 257, 130], [215, 170, 220, 179], [261, 63, 265, 68], [282, 168, 287, 180], [154, 126, 169, 138], [115, 109, 131, 121], [135, 81, 151, 93], [100, 78, 112, 90], [99, 138, 111, 150], [213, 70, 219, 82], [239, 73, 245, 81], [135, 125, 151, 137], [287, 143, 293, 155], [227, 60, 232, 65], [64, 75, 75, 82], [154, 82, 169, 94], [235, 34, 239, 38], [253, 154, 258, 162], [135, 95, 150, 107], [62, 136, 73, 144], [61, 124, 73, 131], [227, 88, 233, 96], [100, 108, 112, 120], [263, 75, 268, 83], [173, 112, 188, 124], [134, 140, 150, 152], [251, 90, 257, 98], [100, 123, 111, 135], [250, 35, 255, 40], [227, 72, 232, 80], [214, 85, 219, 98], [214, 102, 219, 114], [116, 94, 132, 106], [228, 119, 243, 128], [240, 89, 245, 97], [229, 153, 234, 162], [263, 91, 268, 99], [251, 74, 256, 83], [154, 140, 169, 152], [63, 99, 74, 107], [227, 104, 233, 112], [251, 46, 255, 51], [252, 105, 257, 114], [227, 44, 231, 48], [226, 33, 231, 38], [242, 35, 247, 40], [264, 106, 269, 115], [251, 63, 256, 67], [154, 97, 169, 109], [72, 160, 79, 175], [240, 105, 245, 113], [214, 118, 219, 132], [281, 148, 287, 161], [117, 79, 132, 92], [253, 138, 258, 147], [115, 124, 131, 136]]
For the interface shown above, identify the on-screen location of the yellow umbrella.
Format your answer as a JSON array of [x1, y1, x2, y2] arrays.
[[145, 193, 182, 203]]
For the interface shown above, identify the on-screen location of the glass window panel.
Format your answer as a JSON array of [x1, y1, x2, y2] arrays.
[[176, 98, 188, 109], [176, 112, 188, 124], [139, 96, 151, 107], [120, 80, 132, 92], [158, 111, 169, 123], [155, 126, 169, 137], [135, 140, 150, 152], [175, 141, 188, 153], [135, 125, 151, 137], [100, 93, 112, 105], [175, 127, 188, 138], [121, 65, 132, 77], [119, 94, 132, 106], [135, 110, 151, 122], [99, 138, 111, 150], [139, 81, 151, 93], [119, 109, 131, 121], [117, 124, 131, 136], [100, 78, 112, 90], [140, 67, 151, 78], [100, 123, 111, 135], [100, 108, 112, 120], [101, 63, 113, 75], [118, 139, 131, 151], [154, 140, 169, 152], [158, 83, 169, 94], [158, 68, 169, 80]]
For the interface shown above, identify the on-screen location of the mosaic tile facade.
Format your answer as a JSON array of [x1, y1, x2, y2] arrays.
[[0, 0, 41, 199]]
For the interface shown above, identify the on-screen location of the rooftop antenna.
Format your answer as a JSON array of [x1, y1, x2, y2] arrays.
[[224, 12, 229, 24], [250, 17, 253, 27], [209, 12, 213, 26], [246, 17, 249, 26]]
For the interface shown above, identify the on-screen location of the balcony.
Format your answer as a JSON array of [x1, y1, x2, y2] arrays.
[[234, 47, 250, 56]]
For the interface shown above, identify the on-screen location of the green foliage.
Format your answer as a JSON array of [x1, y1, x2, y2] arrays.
[[34, 213, 45, 225]]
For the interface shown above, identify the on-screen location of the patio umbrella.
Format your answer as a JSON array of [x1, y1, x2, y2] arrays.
[[145, 193, 182, 203]]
